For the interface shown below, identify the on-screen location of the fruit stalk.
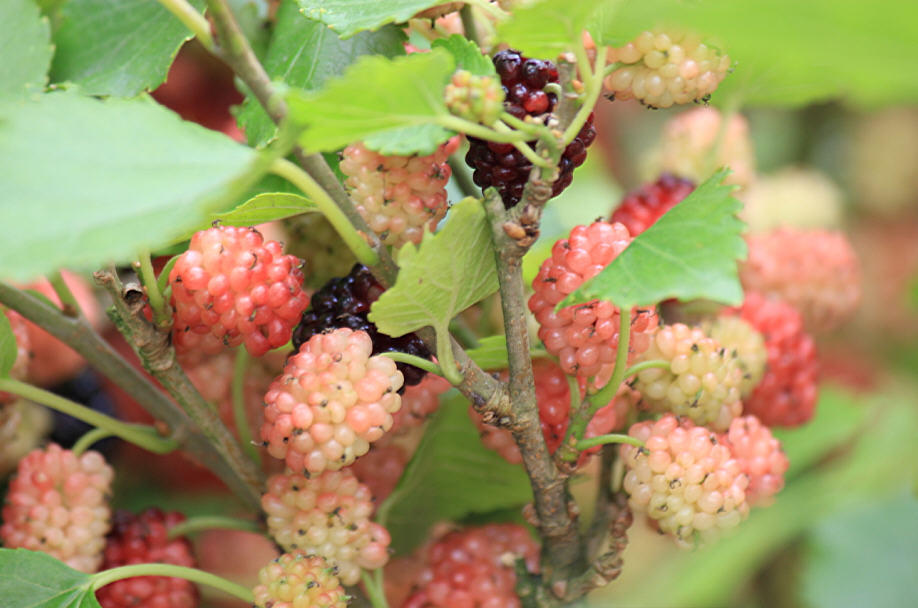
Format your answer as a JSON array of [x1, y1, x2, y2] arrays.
[[94, 270, 265, 509], [0, 282, 261, 508], [484, 188, 583, 587], [90, 563, 254, 602]]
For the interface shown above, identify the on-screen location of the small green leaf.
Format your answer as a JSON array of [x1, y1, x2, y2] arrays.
[[361, 123, 454, 157], [560, 170, 745, 310], [496, 0, 613, 59], [431, 35, 495, 77], [0, 91, 257, 281], [0, 311, 18, 377], [0, 548, 100, 608], [368, 197, 499, 338], [296, 0, 445, 39], [287, 49, 455, 155], [466, 335, 509, 371], [238, 0, 406, 147], [383, 394, 532, 554], [211, 193, 317, 227], [50, 0, 205, 97], [0, 0, 53, 98]]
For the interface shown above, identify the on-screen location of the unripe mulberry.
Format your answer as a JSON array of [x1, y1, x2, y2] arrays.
[[700, 315, 767, 397], [1, 443, 113, 572], [469, 359, 637, 464], [741, 168, 844, 233], [0, 400, 52, 477], [445, 70, 504, 125], [253, 552, 347, 608], [341, 138, 459, 248], [632, 323, 743, 431], [740, 228, 861, 332], [261, 469, 390, 585], [720, 415, 788, 506], [732, 293, 818, 427], [293, 264, 432, 387], [169, 225, 310, 357], [646, 107, 755, 189], [350, 442, 410, 504], [621, 414, 749, 547], [604, 30, 731, 108], [95, 508, 199, 608], [464, 48, 596, 208], [528, 221, 659, 379], [610, 174, 695, 236], [1, 309, 32, 404], [404, 523, 539, 608], [261, 328, 403, 474]]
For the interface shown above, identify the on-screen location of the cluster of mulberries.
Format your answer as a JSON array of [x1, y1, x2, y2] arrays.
[[253, 552, 348, 608], [720, 415, 789, 506], [293, 264, 431, 387], [528, 221, 659, 379], [610, 174, 695, 236], [95, 508, 199, 608], [1, 444, 113, 572], [464, 49, 596, 208], [700, 315, 768, 397], [261, 469, 390, 585], [604, 30, 731, 108], [621, 415, 749, 547], [169, 226, 309, 357], [740, 228, 861, 332], [404, 523, 540, 608], [340, 138, 460, 248], [260, 328, 403, 474], [741, 168, 844, 233]]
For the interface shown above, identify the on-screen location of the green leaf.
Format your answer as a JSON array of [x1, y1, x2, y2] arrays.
[[50, 0, 204, 97], [594, 0, 918, 107], [368, 197, 499, 338], [382, 393, 532, 554], [238, 0, 406, 147], [0, 548, 100, 608], [296, 0, 445, 39], [212, 192, 317, 226], [496, 0, 612, 59], [560, 170, 745, 310], [361, 123, 454, 157], [0, 91, 257, 282], [287, 49, 455, 155], [466, 335, 509, 371], [431, 35, 495, 77], [0, 311, 18, 377], [802, 491, 918, 608], [0, 0, 53, 98]]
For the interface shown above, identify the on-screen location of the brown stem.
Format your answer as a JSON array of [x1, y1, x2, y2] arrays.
[[0, 281, 263, 510], [484, 189, 582, 586], [93, 270, 265, 508], [202, 0, 504, 413]]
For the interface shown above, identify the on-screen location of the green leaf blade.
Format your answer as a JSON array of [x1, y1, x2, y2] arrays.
[[431, 35, 495, 77], [496, 0, 611, 59], [212, 193, 316, 226], [50, 0, 204, 97], [368, 197, 499, 337], [296, 0, 444, 39], [0, 311, 18, 377], [238, 0, 406, 147], [383, 394, 532, 554], [287, 49, 455, 155], [0, 92, 257, 281], [560, 170, 746, 310], [0, 548, 101, 608], [0, 0, 53, 98]]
